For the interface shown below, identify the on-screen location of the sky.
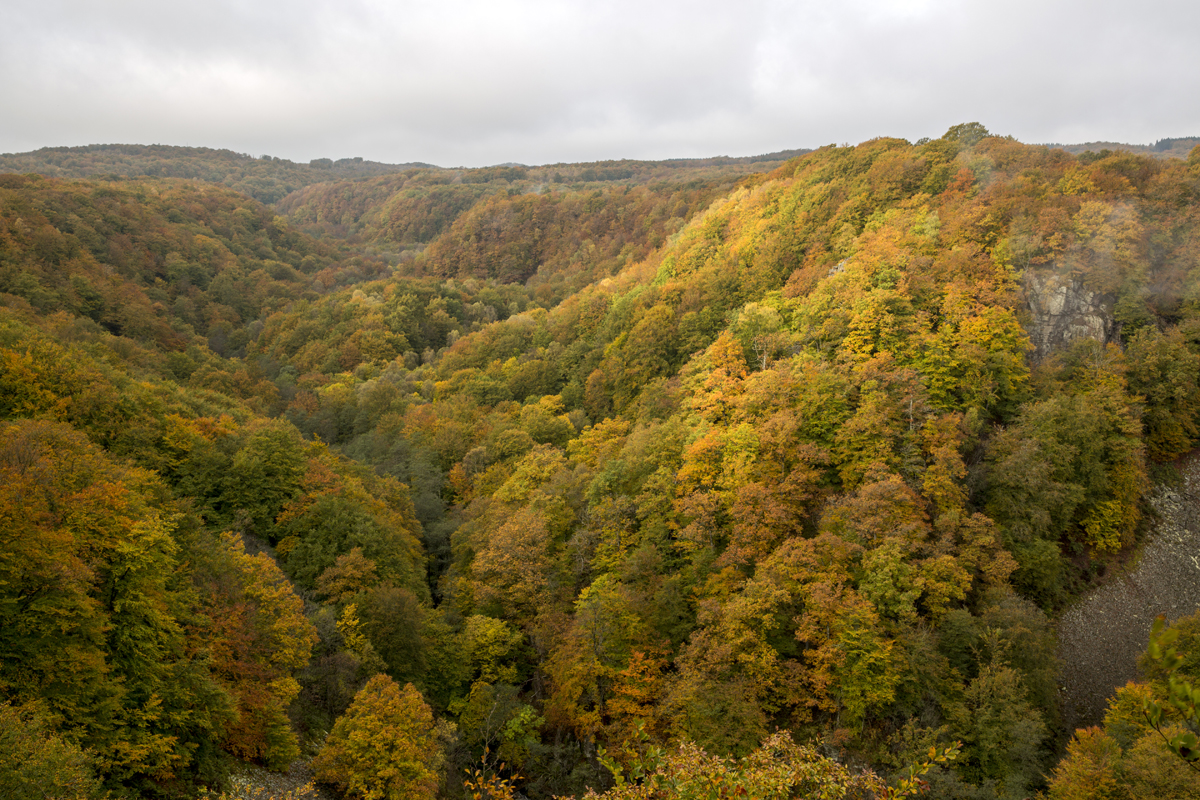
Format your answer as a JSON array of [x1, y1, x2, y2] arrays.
[[3, 0, 1198, 168]]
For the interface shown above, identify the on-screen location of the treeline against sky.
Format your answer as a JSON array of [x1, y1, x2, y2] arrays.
[[0, 144, 428, 205], [2, 128, 1200, 799], [0, 143, 805, 207]]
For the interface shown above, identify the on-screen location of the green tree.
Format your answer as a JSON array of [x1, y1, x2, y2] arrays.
[[0, 701, 103, 800], [1125, 325, 1200, 461], [942, 122, 991, 147], [943, 663, 1047, 796], [1123, 725, 1200, 799], [0, 420, 235, 789], [218, 421, 307, 537], [359, 583, 426, 685], [1141, 613, 1200, 767]]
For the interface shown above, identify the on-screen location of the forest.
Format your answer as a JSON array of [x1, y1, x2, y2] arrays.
[[2, 124, 1200, 800]]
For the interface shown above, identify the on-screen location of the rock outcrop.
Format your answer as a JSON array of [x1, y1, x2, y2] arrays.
[[1023, 269, 1116, 360]]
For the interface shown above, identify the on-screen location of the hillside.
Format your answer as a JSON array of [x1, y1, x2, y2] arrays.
[[0, 144, 430, 204], [2, 127, 1200, 800], [1048, 136, 1200, 161], [274, 169, 750, 297], [0, 143, 806, 207]]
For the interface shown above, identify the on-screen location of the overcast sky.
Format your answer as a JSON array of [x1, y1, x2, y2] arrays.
[[3, 0, 1198, 167]]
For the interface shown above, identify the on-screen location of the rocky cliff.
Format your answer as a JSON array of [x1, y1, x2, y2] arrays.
[[1023, 269, 1117, 359]]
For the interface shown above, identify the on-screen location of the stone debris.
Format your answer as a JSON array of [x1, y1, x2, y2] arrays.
[[218, 759, 336, 800], [1056, 454, 1200, 732]]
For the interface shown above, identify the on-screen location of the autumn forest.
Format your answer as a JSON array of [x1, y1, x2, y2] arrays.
[[3, 126, 1200, 799]]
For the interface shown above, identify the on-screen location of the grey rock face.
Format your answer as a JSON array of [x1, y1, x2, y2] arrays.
[[1023, 269, 1116, 359]]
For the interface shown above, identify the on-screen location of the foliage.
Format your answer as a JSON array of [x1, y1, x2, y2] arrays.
[[1045, 727, 1124, 800], [0, 700, 104, 800], [204, 532, 318, 770], [1142, 614, 1200, 766], [586, 729, 957, 800], [0, 173, 342, 356], [313, 674, 448, 800], [3, 131, 1200, 799], [1050, 612, 1200, 799], [463, 751, 523, 800], [0, 143, 418, 203], [0, 418, 236, 792]]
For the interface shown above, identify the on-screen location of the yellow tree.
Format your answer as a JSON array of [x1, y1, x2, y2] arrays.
[[314, 675, 445, 800], [1045, 727, 1124, 800]]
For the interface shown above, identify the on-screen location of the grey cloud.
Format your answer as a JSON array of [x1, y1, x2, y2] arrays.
[[2, 0, 1198, 165]]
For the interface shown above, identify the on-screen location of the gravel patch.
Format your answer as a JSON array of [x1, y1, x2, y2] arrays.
[[217, 759, 338, 800], [1056, 454, 1200, 732]]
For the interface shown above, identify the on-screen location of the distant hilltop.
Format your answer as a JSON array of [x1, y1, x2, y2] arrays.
[[3, 137, 1196, 208], [0, 143, 813, 205], [0, 144, 429, 204], [1041, 136, 1200, 160]]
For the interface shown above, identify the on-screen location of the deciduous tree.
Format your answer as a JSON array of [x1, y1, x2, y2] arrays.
[[314, 675, 446, 800]]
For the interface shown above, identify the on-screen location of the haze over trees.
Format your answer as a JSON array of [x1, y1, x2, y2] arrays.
[[1, 127, 1199, 799]]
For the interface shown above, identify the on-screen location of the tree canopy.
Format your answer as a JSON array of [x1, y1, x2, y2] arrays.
[[2, 131, 1199, 799]]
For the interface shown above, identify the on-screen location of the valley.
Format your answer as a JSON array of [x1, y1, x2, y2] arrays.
[[2, 127, 1200, 799]]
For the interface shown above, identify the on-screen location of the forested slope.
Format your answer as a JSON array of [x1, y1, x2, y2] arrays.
[[0, 144, 426, 204], [2, 127, 1200, 800]]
